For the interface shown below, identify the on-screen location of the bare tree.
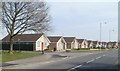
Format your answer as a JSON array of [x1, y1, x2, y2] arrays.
[[2, 2, 51, 54]]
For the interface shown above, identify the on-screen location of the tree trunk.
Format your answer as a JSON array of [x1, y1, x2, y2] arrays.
[[9, 36, 14, 54]]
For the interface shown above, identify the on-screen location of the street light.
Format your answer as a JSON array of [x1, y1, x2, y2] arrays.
[[100, 22, 107, 50], [109, 29, 115, 42]]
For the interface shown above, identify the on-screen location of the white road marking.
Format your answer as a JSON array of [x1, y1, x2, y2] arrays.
[[86, 59, 95, 63], [68, 65, 82, 71], [95, 56, 101, 59], [69, 54, 106, 71]]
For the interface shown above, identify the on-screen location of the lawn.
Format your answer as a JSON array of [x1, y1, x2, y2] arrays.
[[2, 50, 41, 62], [67, 50, 93, 53], [67, 49, 107, 53]]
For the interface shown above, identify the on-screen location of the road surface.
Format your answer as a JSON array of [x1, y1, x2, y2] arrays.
[[4, 49, 119, 71]]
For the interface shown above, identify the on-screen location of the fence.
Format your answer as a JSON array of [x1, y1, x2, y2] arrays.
[[2, 42, 35, 51]]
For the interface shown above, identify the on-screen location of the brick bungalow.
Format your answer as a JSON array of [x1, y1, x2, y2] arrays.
[[77, 39, 88, 48], [2, 34, 50, 51], [93, 41, 99, 48], [101, 42, 108, 48], [87, 40, 93, 48], [63, 37, 79, 49], [47, 36, 67, 51], [108, 42, 119, 48]]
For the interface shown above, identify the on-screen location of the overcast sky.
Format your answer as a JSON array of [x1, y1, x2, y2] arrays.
[[46, 2, 118, 42], [1, 1, 118, 42]]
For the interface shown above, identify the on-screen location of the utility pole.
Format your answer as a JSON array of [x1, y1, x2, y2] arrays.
[[99, 22, 107, 50], [100, 23, 101, 44]]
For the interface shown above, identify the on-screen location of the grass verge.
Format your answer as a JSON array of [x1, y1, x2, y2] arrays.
[[67, 49, 107, 53], [68, 50, 93, 53], [1, 50, 41, 62]]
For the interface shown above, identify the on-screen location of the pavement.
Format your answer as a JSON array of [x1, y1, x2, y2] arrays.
[[3, 49, 118, 70], [2, 51, 92, 69]]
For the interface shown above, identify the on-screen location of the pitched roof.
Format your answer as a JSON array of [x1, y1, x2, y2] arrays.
[[109, 42, 117, 44], [102, 42, 107, 44], [93, 41, 98, 44], [98, 42, 101, 44], [47, 36, 62, 42], [77, 39, 84, 43], [87, 40, 92, 45], [108, 42, 117, 45], [63, 37, 75, 43], [2, 34, 43, 42]]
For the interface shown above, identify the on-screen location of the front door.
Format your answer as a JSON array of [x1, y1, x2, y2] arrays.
[[41, 42, 44, 50], [53, 47, 56, 51]]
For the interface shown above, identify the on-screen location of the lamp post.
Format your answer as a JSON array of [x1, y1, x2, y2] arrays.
[[100, 22, 107, 50]]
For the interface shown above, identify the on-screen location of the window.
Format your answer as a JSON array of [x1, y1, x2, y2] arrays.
[[26, 42, 29, 45], [37, 41, 41, 47], [45, 42, 49, 46]]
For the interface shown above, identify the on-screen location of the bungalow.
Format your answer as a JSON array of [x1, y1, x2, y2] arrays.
[[98, 42, 102, 48], [47, 36, 67, 51], [87, 40, 93, 48], [101, 42, 108, 48], [108, 42, 119, 48], [63, 37, 79, 49], [108, 42, 113, 48], [77, 39, 88, 48], [117, 42, 120, 48], [2, 34, 50, 51], [105, 42, 109, 48], [93, 41, 99, 48]]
